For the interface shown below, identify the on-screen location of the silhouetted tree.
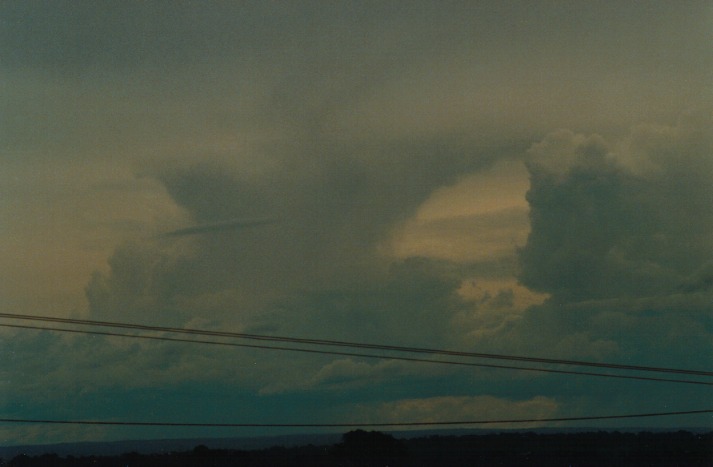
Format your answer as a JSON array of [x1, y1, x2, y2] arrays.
[[332, 430, 408, 462], [192, 444, 210, 455], [8, 454, 30, 467]]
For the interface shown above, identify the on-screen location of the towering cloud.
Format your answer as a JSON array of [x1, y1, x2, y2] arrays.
[[519, 113, 713, 302]]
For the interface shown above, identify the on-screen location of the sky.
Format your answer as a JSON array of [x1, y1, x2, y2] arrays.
[[1, 1, 712, 446]]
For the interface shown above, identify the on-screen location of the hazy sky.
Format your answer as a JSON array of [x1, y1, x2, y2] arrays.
[[1, 1, 712, 445]]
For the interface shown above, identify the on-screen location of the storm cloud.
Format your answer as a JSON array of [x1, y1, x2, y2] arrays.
[[519, 113, 713, 301], [2, 1, 712, 445]]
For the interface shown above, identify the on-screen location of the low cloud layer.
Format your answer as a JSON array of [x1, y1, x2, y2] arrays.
[[357, 395, 559, 429]]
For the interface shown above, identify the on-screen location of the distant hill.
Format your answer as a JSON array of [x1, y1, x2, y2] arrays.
[[2, 429, 711, 467], [0, 433, 343, 459], [1, 427, 710, 460]]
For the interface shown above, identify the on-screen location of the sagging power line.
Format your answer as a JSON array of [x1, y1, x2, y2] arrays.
[[1, 409, 711, 428], [1, 322, 712, 386], [0, 312, 711, 378], [3, 322, 711, 386]]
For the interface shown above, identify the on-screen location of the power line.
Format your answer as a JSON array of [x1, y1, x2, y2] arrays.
[[1, 409, 711, 427], [2, 322, 711, 386], [1, 312, 710, 378]]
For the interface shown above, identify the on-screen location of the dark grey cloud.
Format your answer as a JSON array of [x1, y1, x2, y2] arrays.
[[518, 115, 713, 301], [487, 114, 713, 417], [4, 1, 709, 69], [680, 261, 713, 293], [86, 135, 505, 327], [256, 257, 470, 347], [0, 1, 298, 69], [3, 0, 710, 168]]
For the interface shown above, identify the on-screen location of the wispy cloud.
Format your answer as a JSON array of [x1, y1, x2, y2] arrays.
[[158, 218, 276, 238]]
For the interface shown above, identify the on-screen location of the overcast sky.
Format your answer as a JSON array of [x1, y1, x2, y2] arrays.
[[1, 1, 712, 445]]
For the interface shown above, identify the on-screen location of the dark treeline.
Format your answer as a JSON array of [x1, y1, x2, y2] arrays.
[[2, 429, 711, 466]]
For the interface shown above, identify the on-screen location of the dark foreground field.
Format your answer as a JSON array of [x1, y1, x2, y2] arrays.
[[3, 430, 711, 466]]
